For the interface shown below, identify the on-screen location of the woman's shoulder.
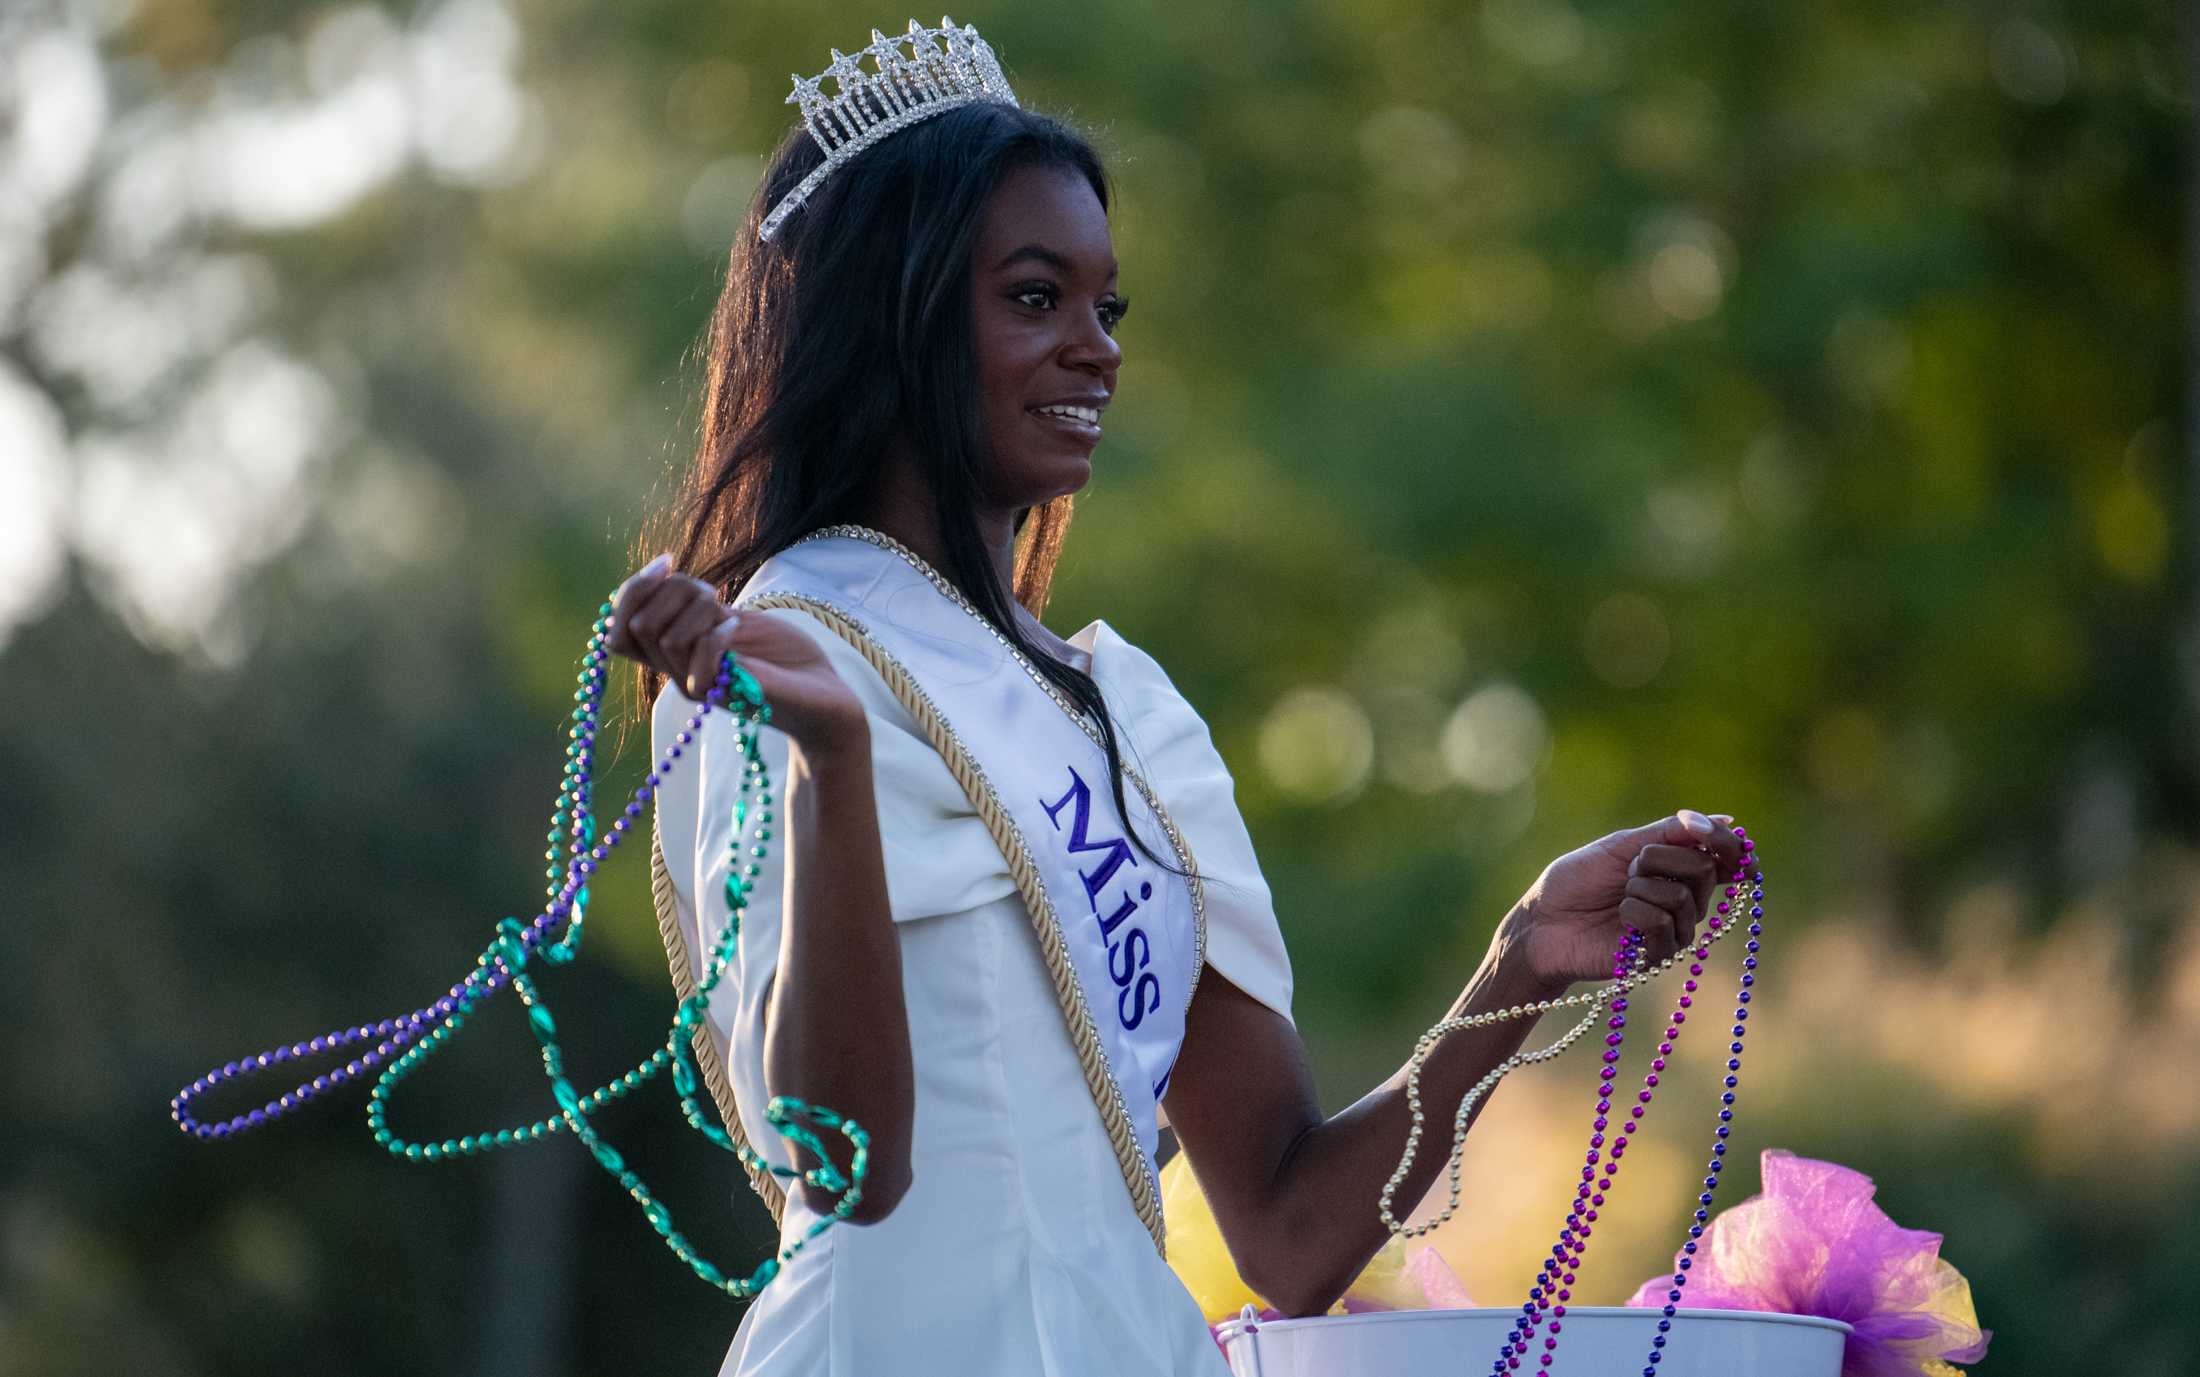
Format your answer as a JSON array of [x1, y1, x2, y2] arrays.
[[650, 606, 1017, 925], [1067, 618, 1212, 753], [647, 604, 954, 827]]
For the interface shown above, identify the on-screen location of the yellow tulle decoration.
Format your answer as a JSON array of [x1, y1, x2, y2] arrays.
[[1160, 1153, 1442, 1321]]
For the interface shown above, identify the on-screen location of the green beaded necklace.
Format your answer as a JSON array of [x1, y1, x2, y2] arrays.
[[174, 603, 865, 1300]]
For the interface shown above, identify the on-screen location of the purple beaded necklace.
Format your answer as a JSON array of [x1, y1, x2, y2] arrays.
[[1378, 830, 1763, 1376], [171, 605, 866, 1298], [1498, 831, 1762, 1377]]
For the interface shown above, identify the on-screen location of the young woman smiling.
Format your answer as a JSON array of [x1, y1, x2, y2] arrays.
[[606, 21, 1747, 1375]]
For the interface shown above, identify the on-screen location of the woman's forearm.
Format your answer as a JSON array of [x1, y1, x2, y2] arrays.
[[1258, 911, 1564, 1315], [760, 719, 916, 1222]]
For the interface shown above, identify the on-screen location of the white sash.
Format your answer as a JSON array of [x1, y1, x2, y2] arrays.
[[736, 530, 1204, 1220]]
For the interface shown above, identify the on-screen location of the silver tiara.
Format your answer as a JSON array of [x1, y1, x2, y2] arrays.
[[759, 17, 1020, 242]]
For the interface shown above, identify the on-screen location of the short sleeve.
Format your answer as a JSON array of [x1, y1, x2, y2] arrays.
[[652, 605, 1022, 942], [1074, 620, 1295, 1024], [648, 604, 1027, 1180]]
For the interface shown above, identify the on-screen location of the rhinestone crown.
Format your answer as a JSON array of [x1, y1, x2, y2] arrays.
[[759, 17, 1020, 243]]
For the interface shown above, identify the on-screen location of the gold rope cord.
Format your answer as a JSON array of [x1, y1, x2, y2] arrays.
[[651, 809, 787, 1221], [645, 592, 1183, 1255]]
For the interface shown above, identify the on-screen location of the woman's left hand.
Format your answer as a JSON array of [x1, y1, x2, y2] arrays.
[[1496, 810, 1753, 993]]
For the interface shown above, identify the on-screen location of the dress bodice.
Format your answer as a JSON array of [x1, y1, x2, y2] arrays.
[[649, 592, 1291, 1375]]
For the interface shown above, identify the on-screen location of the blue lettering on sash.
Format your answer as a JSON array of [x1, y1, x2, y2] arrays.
[[1041, 767, 1138, 904], [1041, 765, 1166, 1038], [1117, 971, 1160, 1029], [1096, 887, 1141, 941]]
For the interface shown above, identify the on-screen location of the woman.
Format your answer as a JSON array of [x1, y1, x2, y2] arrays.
[[607, 21, 1746, 1375]]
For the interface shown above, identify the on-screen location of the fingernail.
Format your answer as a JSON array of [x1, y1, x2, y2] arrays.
[[1679, 809, 1713, 836], [644, 552, 672, 572]]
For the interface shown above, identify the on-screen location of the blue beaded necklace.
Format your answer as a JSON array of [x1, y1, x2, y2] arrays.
[[170, 601, 864, 1298]]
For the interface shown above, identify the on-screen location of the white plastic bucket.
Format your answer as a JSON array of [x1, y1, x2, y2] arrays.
[[1213, 1305, 1849, 1377]]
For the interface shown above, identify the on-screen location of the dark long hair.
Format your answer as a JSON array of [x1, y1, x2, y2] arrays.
[[636, 101, 1179, 875]]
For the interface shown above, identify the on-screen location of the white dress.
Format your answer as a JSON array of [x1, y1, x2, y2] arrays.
[[651, 607, 1295, 1376]]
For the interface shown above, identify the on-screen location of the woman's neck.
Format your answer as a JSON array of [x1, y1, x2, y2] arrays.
[[846, 469, 1083, 668], [848, 453, 1019, 608]]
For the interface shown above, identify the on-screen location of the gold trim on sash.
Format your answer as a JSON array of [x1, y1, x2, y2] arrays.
[[651, 810, 787, 1221], [799, 523, 1209, 1009], [646, 590, 1203, 1256]]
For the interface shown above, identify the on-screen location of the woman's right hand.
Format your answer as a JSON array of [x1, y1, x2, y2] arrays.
[[1495, 810, 1750, 992], [606, 553, 868, 756]]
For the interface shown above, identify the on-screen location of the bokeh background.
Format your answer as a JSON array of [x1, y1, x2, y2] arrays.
[[3, 0, 2193, 1372]]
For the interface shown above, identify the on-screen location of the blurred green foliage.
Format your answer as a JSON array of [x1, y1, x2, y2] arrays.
[[2, 0, 2192, 1373]]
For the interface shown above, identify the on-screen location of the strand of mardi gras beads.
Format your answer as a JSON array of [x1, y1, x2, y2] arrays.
[[1491, 928, 1654, 1377], [1490, 830, 1761, 1377], [166, 601, 647, 1134], [1378, 839, 1753, 1239], [171, 601, 865, 1298], [1629, 833, 1763, 1377], [168, 601, 637, 1139], [1370, 826, 1761, 1375]]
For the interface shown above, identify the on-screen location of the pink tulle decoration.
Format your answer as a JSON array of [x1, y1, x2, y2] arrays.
[[1624, 1149, 1991, 1377], [1403, 1245, 1477, 1309]]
